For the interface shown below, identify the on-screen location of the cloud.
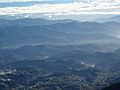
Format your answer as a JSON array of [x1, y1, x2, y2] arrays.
[[0, 1, 120, 16]]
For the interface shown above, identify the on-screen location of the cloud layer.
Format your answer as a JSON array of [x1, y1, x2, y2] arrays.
[[0, 0, 120, 16]]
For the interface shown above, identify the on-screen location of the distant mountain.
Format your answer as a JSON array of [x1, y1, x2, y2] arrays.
[[0, 19, 120, 49], [0, 18, 72, 26], [0, 44, 116, 63], [1, 43, 120, 71], [97, 15, 120, 22]]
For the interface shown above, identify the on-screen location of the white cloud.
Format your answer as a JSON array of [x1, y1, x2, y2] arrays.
[[0, 1, 120, 16]]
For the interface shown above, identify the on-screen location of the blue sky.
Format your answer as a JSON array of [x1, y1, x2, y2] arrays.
[[0, 0, 120, 16], [0, 0, 52, 2], [0, 0, 118, 3]]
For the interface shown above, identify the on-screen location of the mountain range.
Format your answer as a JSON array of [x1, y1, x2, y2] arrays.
[[0, 18, 120, 48], [0, 14, 120, 90]]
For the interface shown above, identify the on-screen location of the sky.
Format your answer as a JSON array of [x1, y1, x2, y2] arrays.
[[0, 0, 51, 2], [0, 0, 120, 17]]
